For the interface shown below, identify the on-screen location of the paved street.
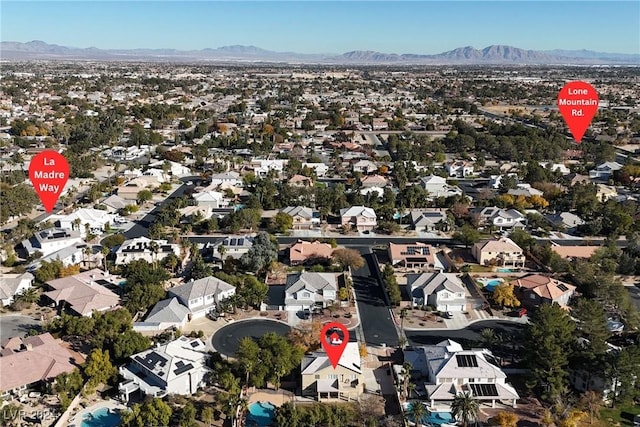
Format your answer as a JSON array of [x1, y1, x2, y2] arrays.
[[0, 314, 42, 340], [352, 248, 399, 348], [627, 284, 640, 312], [211, 319, 291, 357]]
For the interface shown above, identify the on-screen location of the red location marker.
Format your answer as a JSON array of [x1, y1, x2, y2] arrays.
[[320, 322, 349, 369], [29, 150, 69, 213], [557, 81, 599, 143]]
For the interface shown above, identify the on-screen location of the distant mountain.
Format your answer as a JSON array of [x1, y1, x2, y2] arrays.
[[1, 40, 638, 65]]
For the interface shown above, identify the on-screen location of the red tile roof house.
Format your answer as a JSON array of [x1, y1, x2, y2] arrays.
[[0, 333, 78, 400], [510, 274, 576, 308], [289, 240, 334, 266]]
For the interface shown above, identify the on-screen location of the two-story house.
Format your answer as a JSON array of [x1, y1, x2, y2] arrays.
[[115, 237, 181, 266], [388, 243, 439, 270], [281, 206, 320, 230], [20, 228, 83, 258], [56, 208, 116, 237], [472, 207, 527, 231], [446, 160, 474, 178], [301, 342, 363, 401], [409, 209, 449, 233], [208, 235, 254, 261], [302, 162, 329, 177], [402, 340, 519, 409], [119, 336, 211, 402], [407, 272, 466, 312], [168, 276, 236, 319], [472, 238, 525, 268], [193, 191, 231, 209], [509, 274, 576, 308], [419, 175, 463, 199], [339, 206, 377, 232], [284, 272, 342, 312], [589, 161, 623, 180], [209, 171, 243, 188]]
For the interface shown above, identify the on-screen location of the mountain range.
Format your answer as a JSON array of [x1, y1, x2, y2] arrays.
[[1, 40, 638, 65]]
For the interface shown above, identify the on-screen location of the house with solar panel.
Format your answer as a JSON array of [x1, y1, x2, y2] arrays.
[[118, 336, 211, 402], [114, 237, 181, 266], [402, 339, 519, 409], [388, 242, 442, 270], [208, 235, 254, 261]]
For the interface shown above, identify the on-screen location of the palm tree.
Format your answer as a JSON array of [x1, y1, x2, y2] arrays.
[[451, 392, 479, 427], [407, 382, 417, 400], [83, 246, 93, 268], [72, 217, 82, 232], [101, 246, 110, 272], [407, 401, 425, 427], [402, 362, 413, 399], [148, 241, 160, 268], [15, 287, 39, 307], [400, 308, 408, 331]]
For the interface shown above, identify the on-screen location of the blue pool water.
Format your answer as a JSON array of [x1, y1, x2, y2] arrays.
[[405, 403, 454, 426], [246, 402, 276, 426], [81, 407, 121, 427], [497, 268, 515, 273], [484, 279, 503, 292]]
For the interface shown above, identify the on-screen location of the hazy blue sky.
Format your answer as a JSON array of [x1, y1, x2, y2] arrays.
[[2, 1, 639, 54]]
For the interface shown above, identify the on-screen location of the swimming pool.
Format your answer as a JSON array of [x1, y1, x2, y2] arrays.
[[497, 268, 516, 273], [246, 401, 275, 426], [405, 402, 454, 426], [477, 278, 504, 292], [80, 407, 121, 427]]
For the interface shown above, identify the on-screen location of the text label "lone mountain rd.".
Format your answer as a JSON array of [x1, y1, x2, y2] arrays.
[[557, 81, 599, 143]]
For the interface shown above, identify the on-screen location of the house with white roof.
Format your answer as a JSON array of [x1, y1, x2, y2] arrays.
[[20, 228, 83, 258], [119, 336, 211, 402], [301, 342, 363, 401], [419, 175, 463, 199], [340, 206, 377, 232], [446, 160, 474, 178], [208, 235, 254, 260], [302, 162, 329, 177], [102, 194, 128, 213], [168, 276, 236, 319], [0, 272, 34, 307], [193, 190, 231, 209], [402, 339, 519, 408], [250, 159, 286, 177], [352, 160, 378, 174], [56, 208, 116, 237], [115, 237, 181, 266], [408, 272, 466, 312], [507, 184, 543, 197], [209, 171, 242, 188], [589, 161, 623, 180], [284, 272, 342, 312], [472, 206, 527, 231], [545, 212, 585, 234], [410, 209, 449, 233]]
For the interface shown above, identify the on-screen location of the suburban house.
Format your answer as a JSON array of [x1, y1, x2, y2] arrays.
[[0, 272, 34, 307], [419, 175, 463, 199], [407, 272, 467, 312], [402, 340, 519, 408], [388, 243, 439, 270], [117, 178, 155, 201], [361, 175, 388, 188], [168, 276, 236, 319], [473, 207, 527, 231], [250, 159, 286, 177], [119, 336, 211, 402], [56, 208, 116, 237], [42, 269, 122, 316], [209, 171, 243, 188], [281, 206, 320, 230], [596, 184, 618, 201], [302, 162, 329, 177], [102, 194, 128, 213], [193, 191, 231, 209], [20, 227, 83, 258], [288, 174, 313, 187], [0, 333, 78, 400], [134, 297, 191, 332], [284, 272, 342, 312], [545, 212, 585, 234], [410, 209, 449, 233], [27, 242, 98, 272], [507, 184, 543, 197], [446, 160, 474, 178], [589, 161, 623, 180], [289, 240, 334, 266], [352, 160, 378, 174], [550, 244, 599, 260], [340, 206, 377, 232], [510, 274, 576, 307], [115, 237, 181, 266], [208, 235, 254, 260], [301, 342, 363, 401], [472, 238, 525, 268]]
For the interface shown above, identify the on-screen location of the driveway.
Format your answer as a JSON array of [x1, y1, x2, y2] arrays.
[[0, 314, 42, 340], [211, 319, 291, 357], [352, 247, 399, 347]]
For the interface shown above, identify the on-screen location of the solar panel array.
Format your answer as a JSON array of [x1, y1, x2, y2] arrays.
[[456, 354, 478, 367], [400, 246, 431, 256], [136, 351, 168, 371], [174, 360, 194, 376], [469, 383, 499, 397], [557, 283, 569, 292]]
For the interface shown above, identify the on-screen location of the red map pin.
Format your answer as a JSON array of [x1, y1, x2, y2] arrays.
[[29, 151, 69, 213], [557, 81, 599, 143], [320, 322, 349, 368]]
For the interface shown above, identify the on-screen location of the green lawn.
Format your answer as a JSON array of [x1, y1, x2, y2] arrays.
[[599, 403, 640, 426]]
